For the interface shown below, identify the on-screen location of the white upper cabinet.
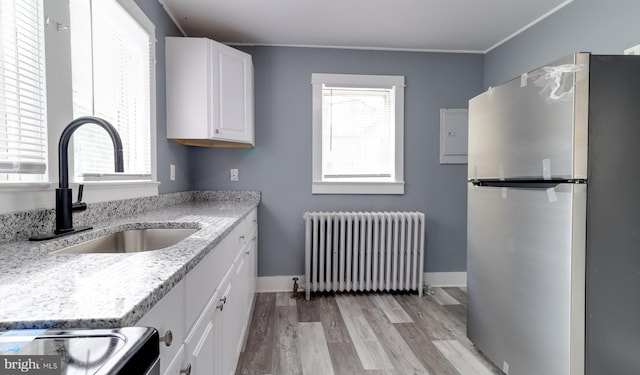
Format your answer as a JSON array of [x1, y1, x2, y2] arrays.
[[166, 37, 254, 147]]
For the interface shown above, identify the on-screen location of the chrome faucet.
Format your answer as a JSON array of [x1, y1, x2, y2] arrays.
[[30, 116, 124, 241]]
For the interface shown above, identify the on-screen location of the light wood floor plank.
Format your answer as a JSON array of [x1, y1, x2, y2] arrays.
[[297, 295, 321, 322], [327, 342, 366, 375], [272, 306, 302, 375], [276, 292, 297, 307], [236, 293, 276, 375], [394, 294, 456, 340], [361, 306, 429, 374], [240, 292, 502, 375], [444, 304, 466, 326], [352, 293, 378, 310], [394, 323, 459, 375], [372, 294, 413, 323], [298, 322, 336, 375], [433, 340, 497, 375], [335, 295, 393, 370], [442, 287, 467, 307], [431, 287, 461, 306], [422, 294, 467, 338], [317, 295, 352, 344], [418, 294, 500, 373]]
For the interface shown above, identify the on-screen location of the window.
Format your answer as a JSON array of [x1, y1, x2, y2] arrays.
[[311, 73, 405, 194], [70, 0, 153, 181], [0, 0, 157, 213], [0, 0, 47, 183]]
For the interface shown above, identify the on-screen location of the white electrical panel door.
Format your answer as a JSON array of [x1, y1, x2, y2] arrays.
[[440, 108, 468, 164]]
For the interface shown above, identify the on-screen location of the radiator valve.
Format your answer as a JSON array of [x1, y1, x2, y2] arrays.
[[291, 277, 303, 299]]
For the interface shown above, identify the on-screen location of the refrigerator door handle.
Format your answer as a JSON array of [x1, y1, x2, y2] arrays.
[[470, 180, 570, 189]]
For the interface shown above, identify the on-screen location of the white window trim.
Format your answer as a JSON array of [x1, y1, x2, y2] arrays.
[[0, 0, 158, 214], [311, 73, 405, 195]]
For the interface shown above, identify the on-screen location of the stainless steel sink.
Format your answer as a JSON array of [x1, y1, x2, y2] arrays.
[[53, 228, 199, 254]]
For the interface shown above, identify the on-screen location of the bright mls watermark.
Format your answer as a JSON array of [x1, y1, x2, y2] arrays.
[[0, 356, 61, 374]]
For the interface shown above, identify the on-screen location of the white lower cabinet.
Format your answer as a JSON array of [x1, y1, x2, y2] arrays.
[[138, 208, 258, 375]]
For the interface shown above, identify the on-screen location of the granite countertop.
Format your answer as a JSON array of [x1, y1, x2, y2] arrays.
[[0, 199, 257, 330]]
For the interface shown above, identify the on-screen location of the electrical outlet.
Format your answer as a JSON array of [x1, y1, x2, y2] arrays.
[[170, 164, 176, 181], [230, 168, 239, 181]]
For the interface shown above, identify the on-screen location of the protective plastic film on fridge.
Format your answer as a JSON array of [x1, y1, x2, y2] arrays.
[[467, 53, 640, 375]]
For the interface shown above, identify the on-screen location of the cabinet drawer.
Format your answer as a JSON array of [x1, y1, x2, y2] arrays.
[[185, 288, 220, 349], [185, 231, 236, 330], [163, 345, 185, 375], [246, 208, 258, 237], [137, 280, 186, 375]]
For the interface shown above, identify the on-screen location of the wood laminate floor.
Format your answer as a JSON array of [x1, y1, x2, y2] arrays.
[[235, 288, 502, 375]]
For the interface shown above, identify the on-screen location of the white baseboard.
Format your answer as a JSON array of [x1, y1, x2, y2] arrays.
[[257, 272, 467, 293], [424, 272, 467, 287], [257, 275, 305, 293]]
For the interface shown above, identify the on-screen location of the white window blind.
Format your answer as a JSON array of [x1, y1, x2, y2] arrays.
[[0, 0, 47, 182], [70, 0, 151, 179], [311, 73, 405, 194], [322, 87, 395, 179]]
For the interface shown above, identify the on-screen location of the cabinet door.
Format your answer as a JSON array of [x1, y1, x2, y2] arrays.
[[211, 43, 254, 144], [248, 233, 258, 302], [222, 250, 247, 375], [184, 289, 220, 375], [245, 208, 258, 300], [212, 299, 224, 375], [165, 37, 211, 139], [137, 280, 186, 375], [185, 272, 230, 375], [187, 320, 216, 374], [219, 271, 237, 375]]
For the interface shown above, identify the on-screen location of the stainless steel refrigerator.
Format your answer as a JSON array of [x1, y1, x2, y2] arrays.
[[467, 53, 640, 375]]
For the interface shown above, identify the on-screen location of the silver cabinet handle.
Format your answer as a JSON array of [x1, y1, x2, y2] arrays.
[[214, 129, 219, 134], [159, 330, 173, 347], [217, 296, 227, 310], [180, 363, 192, 375]]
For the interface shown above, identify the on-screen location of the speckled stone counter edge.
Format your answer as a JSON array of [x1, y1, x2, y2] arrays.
[[0, 190, 260, 330], [0, 190, 260, 243]]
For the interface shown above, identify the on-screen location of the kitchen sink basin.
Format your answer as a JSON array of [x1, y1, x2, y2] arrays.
[[53, 228, 199, 254]]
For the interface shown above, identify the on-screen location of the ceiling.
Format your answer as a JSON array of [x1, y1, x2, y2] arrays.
[[159, 0, 572, 53]]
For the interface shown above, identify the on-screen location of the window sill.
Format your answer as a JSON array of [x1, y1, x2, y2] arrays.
[[312, 181, 405, 195], [0, 180, 159, 214], [75, 180, 160, 203], [0, 182, 55, 192]]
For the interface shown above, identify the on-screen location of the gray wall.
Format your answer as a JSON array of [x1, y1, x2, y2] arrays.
[[135, 0, 190, 193], [485, 0, 640, 88], [189, 46, 484, 276]]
